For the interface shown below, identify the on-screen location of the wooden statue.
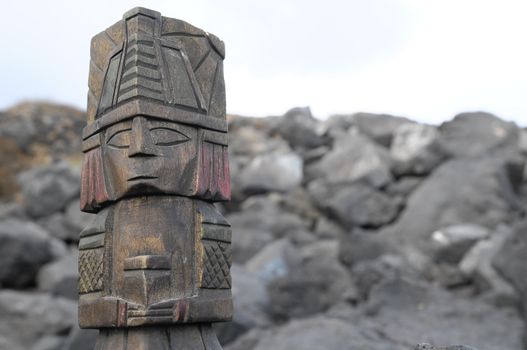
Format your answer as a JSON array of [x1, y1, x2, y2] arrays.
[[78, 7, 231, 349]]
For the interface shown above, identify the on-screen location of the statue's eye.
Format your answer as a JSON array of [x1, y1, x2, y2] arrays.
[[151, 128, 190, 146], [107, 129, 131, 149]]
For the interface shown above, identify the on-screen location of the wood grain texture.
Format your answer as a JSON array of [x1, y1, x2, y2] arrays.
[[79, 7, 230, 349]]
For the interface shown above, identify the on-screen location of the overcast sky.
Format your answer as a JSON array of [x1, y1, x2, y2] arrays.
[[2, 0, 526, 125]]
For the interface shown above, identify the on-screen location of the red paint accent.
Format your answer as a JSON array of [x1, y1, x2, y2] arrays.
[[80, 148, 110, 213], [197, 142, 231, 201], [117, 301, 127, 327], [182, 300, 190, 322]]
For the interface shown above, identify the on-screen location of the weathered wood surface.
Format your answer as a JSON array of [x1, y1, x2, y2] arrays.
[[78, 7, 231, 349]]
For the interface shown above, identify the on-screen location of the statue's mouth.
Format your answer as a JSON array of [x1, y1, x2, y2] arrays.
[[127, 175, 158, 182]]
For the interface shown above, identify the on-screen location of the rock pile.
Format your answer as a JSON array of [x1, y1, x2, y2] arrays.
[[0, 102, 525, 350]]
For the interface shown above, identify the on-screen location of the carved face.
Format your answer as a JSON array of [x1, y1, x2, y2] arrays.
[[102, 116, 199, 199]]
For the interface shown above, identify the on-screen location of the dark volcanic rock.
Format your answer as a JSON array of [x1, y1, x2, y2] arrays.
[[215, 265, 271, 345], [64, 199, 94, 238], [0, 219, 61, 288], [350, 112, 414, 147], [226, 316, 402, 350], [339, 230, 391, 268], [391, 123, 445, 175], [460, 225, 518, 306], [0, 291, 76, 350], [228, 123, 288, 158], [232, 228, 274, 264], [0, 101, 525, 350], [305, 131, 393, 188], [438, 112, 519, 157], [62, 326, 98, 350], [430, 224, 489, 264], [30, 336, 65, 350], [379, 156, 522, 251], [38, 213, 73, 242], [19, 161, 80, 218], [37, 250, 78, 300], [238, 150, 303, 193], [271, 107, 327, 149], [494, 220, 527, 312], [415, 344, 479, 350], [309, 182, 402, 229], [1, 102, 84, 155], [245, 239, 301, 282], [267, 256, 352, 320], [227, 195, 308, 238], [0, 102, 84, 200], [358, 276, 523, 349], [386, 176, 423, 197]]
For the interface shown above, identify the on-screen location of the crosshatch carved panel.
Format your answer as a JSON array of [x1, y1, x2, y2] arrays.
[[79, 248, 104, 294], [201, 240, 232, 289]]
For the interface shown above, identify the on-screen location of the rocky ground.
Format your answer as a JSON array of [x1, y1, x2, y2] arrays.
[[0, 102, 525, 350]]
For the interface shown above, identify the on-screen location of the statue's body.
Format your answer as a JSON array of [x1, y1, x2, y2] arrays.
[[78, 7, 231, 348]]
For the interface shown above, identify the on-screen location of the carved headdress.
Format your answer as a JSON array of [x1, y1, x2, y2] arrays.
[[81, 7, 230, 212]]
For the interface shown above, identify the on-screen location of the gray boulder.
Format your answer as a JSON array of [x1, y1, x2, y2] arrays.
[[430, 224, 489, 264], [0, 219, 62, 288], [351, 254, 413, 301], [309, 182, 402, 229], [267, 256, 352, 320], [37, 249, 78, 300], [228, 124, 288, 158], [215, 265, 271, 345], [339, 230, 391, 268], [359, 276, 523, 349], [494, 220, 527, 312], [0, 202, 27, 220], [61, 326, 98, 350], [19, 162, 80, 218], [226, 316, 403, 350], [350, 112, 415, 147], [313, 215, 346, 239], [459, 226, 518, 307], [239, 151, 303, 193], [232, 228, 273, 264], [31, 336, 65, 350], [385, 176, 423, 198], [391, 123, 445, 175], [38, 213, 73, 242], [38, 201, 92, 243], [0, 291, 76, 349], [0, 102, 84, 155], [305, 131, 393, 188], [415, 344, 479, 350], [245, 239, 300, 282], [64, 199, 94, 236], [271, 107, 327, 149], [300, 239, 340, 262], [438, 112, 519, 157], [227, 195, 308, 238], [379, 156, 522, 252]]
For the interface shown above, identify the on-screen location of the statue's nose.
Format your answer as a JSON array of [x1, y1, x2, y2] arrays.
[[128, 117, 157, 157]]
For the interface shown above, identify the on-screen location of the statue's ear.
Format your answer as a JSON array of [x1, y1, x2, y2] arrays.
[[196, 130, 231, 201], [80, 146, 110, 213]]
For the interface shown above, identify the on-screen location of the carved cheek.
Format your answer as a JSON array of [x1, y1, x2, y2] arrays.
[[155, 142, 197, 192], [103, 146, 131, 196]]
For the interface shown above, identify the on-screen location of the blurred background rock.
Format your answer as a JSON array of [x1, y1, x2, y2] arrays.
[[0, 101, 525, 350]]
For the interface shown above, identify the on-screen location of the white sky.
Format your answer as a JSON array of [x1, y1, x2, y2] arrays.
[[1, 0, 526, 125]]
